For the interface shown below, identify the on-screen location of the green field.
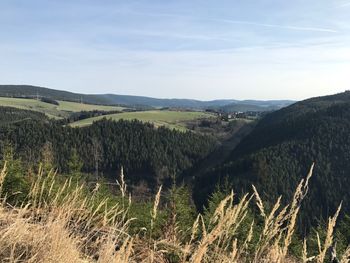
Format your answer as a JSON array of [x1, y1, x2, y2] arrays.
[[0, 97, 124, 118], [0, 97, 216, 130], [70, 110, 215, 130]]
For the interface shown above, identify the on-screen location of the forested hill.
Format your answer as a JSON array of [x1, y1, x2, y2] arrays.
[[0, 85, 293, 110], [0, 85, 113, 105], [0, 107, 49, 125], [217, 100, 293, 113], [194, 91, 350, 226], [0, 85, 235, 107], [0, 117, 216, 189]]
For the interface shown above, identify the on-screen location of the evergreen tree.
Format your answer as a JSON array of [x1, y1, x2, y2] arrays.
[[67, 148, 83, 178]]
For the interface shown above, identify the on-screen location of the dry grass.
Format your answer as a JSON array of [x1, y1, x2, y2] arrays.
[[0, 163, 348, 263]]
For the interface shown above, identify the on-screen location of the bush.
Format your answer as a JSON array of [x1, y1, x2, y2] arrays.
[[40, 97, 59, 105]]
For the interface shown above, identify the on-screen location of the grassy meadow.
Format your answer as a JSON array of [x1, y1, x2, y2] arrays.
[[0, 97, 124, 118], [69, 110, 216, 131], [0, 97, 215, 131]]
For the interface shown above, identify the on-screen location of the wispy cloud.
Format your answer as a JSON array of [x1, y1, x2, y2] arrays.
[[0, 0, 348, 100], [335, 1, 350, 8], [215, 19, 338, 33], [112, 29, 233, 42], [106, 9, 339, 34]]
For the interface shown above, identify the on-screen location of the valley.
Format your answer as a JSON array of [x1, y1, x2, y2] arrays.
[[1, 85, 350, 262], [2, 1, 349, 261]]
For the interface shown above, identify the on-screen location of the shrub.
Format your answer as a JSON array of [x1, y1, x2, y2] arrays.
[[40, 97, 59, 105]]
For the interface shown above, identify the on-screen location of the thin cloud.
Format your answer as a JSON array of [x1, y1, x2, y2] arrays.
[[337, 2, 350, 7], [214, 19, 338, 33], [120, 29, 232, 42], [118, 11, 339, 33]]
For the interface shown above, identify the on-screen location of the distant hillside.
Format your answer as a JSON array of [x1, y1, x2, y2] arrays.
[[218, 103, 275, 112], [0, 96, 124, 119], [0, 85, 112, 105], [216, 100, 294, 113], [194, 91, 350, 227], [100, 94, 237, 109], [0, 85, 294, 111]]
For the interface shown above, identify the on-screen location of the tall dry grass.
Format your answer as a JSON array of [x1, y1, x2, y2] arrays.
[[0, 162, 348, 263]]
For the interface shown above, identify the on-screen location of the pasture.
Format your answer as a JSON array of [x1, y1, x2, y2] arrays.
[[70, 110, 216, 130], [0, 97, 124, 118]]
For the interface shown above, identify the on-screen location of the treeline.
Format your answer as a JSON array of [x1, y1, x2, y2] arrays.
[[0, 118, 216, 187], [194, 93, 350, 229], [58, 110, 123, 124]]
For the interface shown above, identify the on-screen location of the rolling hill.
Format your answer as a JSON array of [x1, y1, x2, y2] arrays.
[[0, 85, 111, 105], [0, 96, 216, 131], [0, 85, 294, 111], [193, 91, 350, 226], [0, 97, 124, 118], [69, 110, 215, 131], [217, 100, 293, 112]]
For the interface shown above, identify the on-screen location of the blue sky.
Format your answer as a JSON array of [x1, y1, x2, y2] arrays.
[[0, 0, 349, 100]]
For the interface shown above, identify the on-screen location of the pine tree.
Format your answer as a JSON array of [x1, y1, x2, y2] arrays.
[[67, 148, 83, 178]]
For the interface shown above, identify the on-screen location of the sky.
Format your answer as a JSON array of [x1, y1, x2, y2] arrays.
[[0, 0, 349, 100]]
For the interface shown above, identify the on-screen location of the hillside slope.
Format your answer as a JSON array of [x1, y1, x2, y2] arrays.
[[194, 91, 350, 226], [69, 110, 215, 131], [0, 107, 49, 126], [0, 85, 112, 105], [0, 85, 294, 110], [0, 118, 216, 188], [0, 97, 124, 118], [217, 100, 293, 112]]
